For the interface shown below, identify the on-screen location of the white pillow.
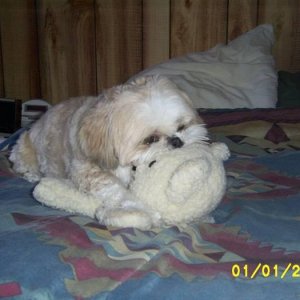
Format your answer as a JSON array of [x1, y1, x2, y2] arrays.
[[130, 24, 277, 109]]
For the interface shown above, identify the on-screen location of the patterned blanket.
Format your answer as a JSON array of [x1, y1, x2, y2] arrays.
[[1, 108, 300, 299]]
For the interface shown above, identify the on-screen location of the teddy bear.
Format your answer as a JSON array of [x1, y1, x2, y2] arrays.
[[33, 142, 230, 229]]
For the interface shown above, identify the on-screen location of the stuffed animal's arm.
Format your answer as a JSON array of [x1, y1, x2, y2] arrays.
[[33, 178, 157, 229], [33, 178, 103, 218]]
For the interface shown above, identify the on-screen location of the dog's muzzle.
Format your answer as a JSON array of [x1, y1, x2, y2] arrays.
[[168, 136, 184, 148]]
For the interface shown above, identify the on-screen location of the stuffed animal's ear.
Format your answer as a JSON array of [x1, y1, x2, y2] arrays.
[[211, 143, 230, 161]]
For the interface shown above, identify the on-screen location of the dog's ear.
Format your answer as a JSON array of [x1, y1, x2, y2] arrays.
[[78, 106, 118, 169]]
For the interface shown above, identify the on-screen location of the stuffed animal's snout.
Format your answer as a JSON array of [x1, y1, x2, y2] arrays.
[[166, 158, 210, 204]]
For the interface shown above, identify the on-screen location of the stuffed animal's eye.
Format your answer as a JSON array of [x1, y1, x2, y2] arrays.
[[143, 135, 160, 145], [148, 160, 156, 168], [177, 125, 186, 132]]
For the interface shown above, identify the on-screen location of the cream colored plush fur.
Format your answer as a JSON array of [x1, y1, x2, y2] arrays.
[[33, 142, 230, 229]]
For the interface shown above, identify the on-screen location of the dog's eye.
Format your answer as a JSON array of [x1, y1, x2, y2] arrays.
[[143, 135, 160, 145], [177, 125, 186, 132]]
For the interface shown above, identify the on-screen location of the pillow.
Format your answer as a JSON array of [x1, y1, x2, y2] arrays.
[[130, 24, 277, 109], [277, 71, 300, 108]]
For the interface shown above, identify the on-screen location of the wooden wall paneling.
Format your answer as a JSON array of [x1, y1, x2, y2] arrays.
[[37, 0, 96, 104], [95, 0, 142, 91], [295, 17, 300, 72], [0, 31, 4, 97], [170, 0, 228, 58], [0, 0, 40, 100], [143, 0, 170, 69], [227, 0, 258, 42], [258, 0, 300, 71]]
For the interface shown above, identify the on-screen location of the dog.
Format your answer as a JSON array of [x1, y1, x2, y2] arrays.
[[10, 76, 208, 223]]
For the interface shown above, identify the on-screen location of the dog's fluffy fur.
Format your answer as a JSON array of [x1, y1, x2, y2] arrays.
[[10, 76, 208, 222]]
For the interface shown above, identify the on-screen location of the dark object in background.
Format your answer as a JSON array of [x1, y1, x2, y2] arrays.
[[277, 71, 300, 108], [0, 98, 22, 133]]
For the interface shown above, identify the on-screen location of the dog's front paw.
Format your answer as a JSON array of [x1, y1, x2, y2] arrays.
[[96, 207, 152, 230]]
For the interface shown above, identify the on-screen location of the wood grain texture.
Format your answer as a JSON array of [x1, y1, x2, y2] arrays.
[[258, 0, 300, 71], [143, 0, 170, 69], [0, 0, 40, 100], [0, 0, 300, 103], [37, 0, 96, 104], [0, 32, 4, 97], [170, 0, 228, 57], [228, 0, 258, 42], [96, 0, 142, 91]]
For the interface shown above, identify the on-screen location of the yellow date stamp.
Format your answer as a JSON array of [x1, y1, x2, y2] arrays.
[[231, 263, 300, 279]]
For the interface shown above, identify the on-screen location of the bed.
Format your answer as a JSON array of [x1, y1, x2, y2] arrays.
[[1, 107, 300, 299]]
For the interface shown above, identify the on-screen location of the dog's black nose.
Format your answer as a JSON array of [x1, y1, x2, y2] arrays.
[[169, 136, 184, 148]]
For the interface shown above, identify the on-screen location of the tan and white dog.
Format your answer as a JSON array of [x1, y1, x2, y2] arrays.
[[10, 76, 208, 222]]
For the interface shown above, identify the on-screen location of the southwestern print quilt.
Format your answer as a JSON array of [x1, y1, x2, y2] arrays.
[[1, 108, 300, 299]]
